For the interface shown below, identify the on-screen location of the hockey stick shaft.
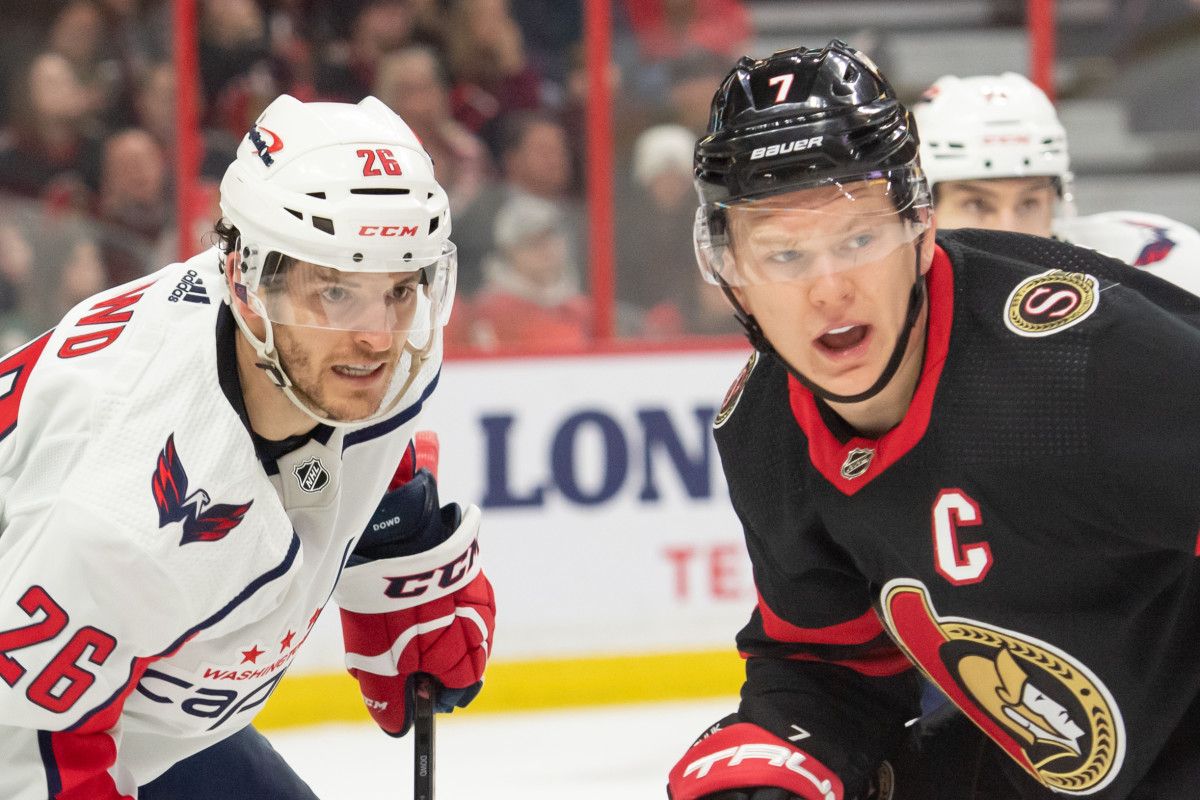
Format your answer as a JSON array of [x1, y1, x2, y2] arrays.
[[413, 674, 436, 800]]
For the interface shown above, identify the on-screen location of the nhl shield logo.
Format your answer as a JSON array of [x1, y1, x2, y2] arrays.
[[293, 457, 329, 494], [840, 447, 875, 480]]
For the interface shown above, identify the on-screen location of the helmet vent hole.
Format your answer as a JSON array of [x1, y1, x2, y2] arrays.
[[403, 252, 413, 260], [427, 192, 434, 200], [842, 64, 859, 85], [307, 192, 326, 199], [352, 253, 364, 263], [312, 216, 336, 235], [350, 188, 411, 195], [429, 216, 439, 233], [285, 208, 302, 220], [983, 159, 992, 168]]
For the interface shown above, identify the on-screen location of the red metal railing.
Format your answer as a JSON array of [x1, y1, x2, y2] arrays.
[[1027, 0, 1057, 102]]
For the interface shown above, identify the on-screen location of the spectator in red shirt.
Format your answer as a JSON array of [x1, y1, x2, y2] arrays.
[[469, 194, 590, 350]]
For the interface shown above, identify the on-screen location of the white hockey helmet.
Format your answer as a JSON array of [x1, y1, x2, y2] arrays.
[[219, 94, 455, 427], [912, 73, 1073, 205]]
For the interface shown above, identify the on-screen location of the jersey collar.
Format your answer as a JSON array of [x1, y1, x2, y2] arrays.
[[787, 244, 954, 495]]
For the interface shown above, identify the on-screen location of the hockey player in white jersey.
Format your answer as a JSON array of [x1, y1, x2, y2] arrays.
[[0, 94, 495, 799], [913, 72, 1200, 292]]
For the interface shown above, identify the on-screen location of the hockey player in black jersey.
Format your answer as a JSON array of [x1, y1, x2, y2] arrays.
[[666, 40, 1200, 800]]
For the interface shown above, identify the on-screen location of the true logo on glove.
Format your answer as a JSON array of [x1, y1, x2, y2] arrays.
[[683, 744, 837, 800]]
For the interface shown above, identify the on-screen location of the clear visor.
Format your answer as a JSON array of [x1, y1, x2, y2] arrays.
[[241, 241, 457, 334], [695, 174, 931, 287]]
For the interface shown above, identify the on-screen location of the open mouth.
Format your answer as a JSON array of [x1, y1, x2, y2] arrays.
[[816, 324, 869, 353]]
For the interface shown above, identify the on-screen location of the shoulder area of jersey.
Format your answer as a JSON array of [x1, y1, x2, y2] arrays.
[[11, 249, 228, 446], [1054, 210, 1200, 269], [51, 249, 224, 361], [714, 350, 761, 429], [939, 229, 1111, 339]]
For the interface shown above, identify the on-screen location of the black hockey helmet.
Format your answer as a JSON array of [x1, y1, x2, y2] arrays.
[[694, 39, 921, 206], [693, 40, 933, 406]]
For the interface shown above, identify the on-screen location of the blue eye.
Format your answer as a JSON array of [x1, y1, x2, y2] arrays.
[[767, 249, 804, 264], [845, 233, 874, 250], [320, 286, 348, 303]]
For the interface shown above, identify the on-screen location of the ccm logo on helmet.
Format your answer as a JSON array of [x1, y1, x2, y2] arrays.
[[749, 136, 823, 161], [359, 225, 419, 237]]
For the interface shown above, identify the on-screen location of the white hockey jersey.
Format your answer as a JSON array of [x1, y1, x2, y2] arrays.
[[1055, 210, 1200, 294], [0, 249, 439, 798]]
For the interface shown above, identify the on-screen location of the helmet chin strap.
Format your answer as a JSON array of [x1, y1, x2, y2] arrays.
[[227, 289, 438, 430], [722, 239, 928, 406]]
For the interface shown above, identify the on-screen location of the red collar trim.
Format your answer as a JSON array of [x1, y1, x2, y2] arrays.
[[787, 244, 953, 496]]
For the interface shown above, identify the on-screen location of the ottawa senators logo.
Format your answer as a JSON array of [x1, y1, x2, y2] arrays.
[[714, 351, 757, 429], [1005, 270, 1099, 337], [879, 579, 1125, 794]]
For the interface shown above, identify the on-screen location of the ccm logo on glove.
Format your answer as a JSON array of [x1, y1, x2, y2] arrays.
[[384, 539, 480, 599]]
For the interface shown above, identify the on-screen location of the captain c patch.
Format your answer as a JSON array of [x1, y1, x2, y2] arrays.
[[1004, 270, 1099, 337]]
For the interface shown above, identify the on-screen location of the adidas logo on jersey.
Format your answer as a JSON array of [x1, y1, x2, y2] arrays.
[[168, 269, 210, 305]]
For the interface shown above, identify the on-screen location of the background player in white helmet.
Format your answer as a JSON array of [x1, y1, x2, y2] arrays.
[[0, 94, 494, 799], [913, 72, 1200, 292]]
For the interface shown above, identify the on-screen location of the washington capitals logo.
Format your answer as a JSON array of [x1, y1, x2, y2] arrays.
[[247, 124, 284, 167], [1129, 221, 1176, 267], [152, 434, 253, 545]]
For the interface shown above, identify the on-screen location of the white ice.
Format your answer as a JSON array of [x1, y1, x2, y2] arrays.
[[267, 696, 737, 799]]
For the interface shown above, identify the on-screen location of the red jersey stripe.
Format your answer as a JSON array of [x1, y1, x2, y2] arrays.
[[50, 649, 182, 798], [741, 646, 914, 678], [758, 592, 885, 646]]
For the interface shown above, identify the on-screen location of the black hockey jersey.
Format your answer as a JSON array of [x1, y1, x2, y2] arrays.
[[713, 229, 1200, 799]]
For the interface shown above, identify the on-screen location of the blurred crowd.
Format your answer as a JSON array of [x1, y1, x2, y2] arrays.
[[0, 0, 751, 354]]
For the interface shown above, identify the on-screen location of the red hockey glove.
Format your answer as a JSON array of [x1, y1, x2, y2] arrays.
[[668, 718, 844, 800], [335, 467, 494, 737]]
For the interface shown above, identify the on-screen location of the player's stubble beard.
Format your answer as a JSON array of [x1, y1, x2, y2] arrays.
[[273, 324, 400, 422]]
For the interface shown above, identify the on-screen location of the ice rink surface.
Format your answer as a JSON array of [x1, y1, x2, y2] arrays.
[[268, 696, 737, 799]]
